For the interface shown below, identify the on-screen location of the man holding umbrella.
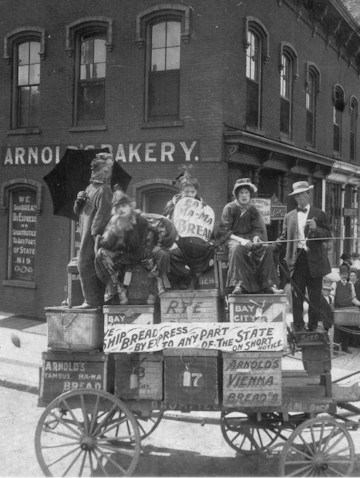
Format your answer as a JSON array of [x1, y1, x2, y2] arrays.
[[73, 152, 113, 309]]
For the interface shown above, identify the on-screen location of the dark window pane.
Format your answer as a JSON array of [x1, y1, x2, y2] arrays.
[[18, 87, 30, 126], [306, 110, 313, 144], [246, 79, 259, 128], [280, 97, 290, 134], [350, 131, 355, 161], [148, 70, 179, 119], [77, 81, 105, 122]]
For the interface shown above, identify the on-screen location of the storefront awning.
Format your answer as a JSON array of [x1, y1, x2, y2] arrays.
[[327, 161, 360, 186]]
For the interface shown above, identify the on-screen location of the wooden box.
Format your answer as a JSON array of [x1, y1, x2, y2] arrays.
[[126, 265, 156, 305], [164, 355, 220, 406], [222, 352, 282, 408], [334, 307, 360, 326], [67, 258, 83, 307], [114, 353, 163, 400], [228, 294, 287, 323], [103, 305, 155, 326], [198, 266, 218, 290], [38, 351, 114, 407], [46, 307, 103, 351], [160, 289, 222, 322]]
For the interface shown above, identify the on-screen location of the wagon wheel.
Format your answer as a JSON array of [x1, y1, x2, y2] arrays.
[[220, 411, 290, 455], [135, 410, 164, 440], [279, 416, 355, 477], [35, 389, 141, 477]]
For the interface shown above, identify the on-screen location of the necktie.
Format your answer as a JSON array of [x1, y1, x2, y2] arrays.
[[297, 207, 308, 213]]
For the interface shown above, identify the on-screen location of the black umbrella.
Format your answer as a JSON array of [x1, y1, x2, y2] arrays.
[[43, 148, 132, 221]]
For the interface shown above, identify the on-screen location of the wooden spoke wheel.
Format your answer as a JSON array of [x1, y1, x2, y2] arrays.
[[220, 411, 290, 455], [135, 410, 164, 440], [279, 416, 355, 477], [35, 389, 141, 477]]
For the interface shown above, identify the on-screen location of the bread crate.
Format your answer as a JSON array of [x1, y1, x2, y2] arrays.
[[334, 307, 360, 326], [45, 307, 103, 351], [38, 351, 114, 407], [160, 289, 223, 322], [126, 265, 156, 305], [164, 355, 220, 406], [114, 353, 163, 400], [103, 305, 155, 326], [228, 294, 287, 323], [222, 351, 282, 408]]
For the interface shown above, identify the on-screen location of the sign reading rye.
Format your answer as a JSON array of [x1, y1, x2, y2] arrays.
[[103, 322, 283, 353], [2, 140, 200, 166], [173, 197, 215, 241], [11, 189, 37, 281]]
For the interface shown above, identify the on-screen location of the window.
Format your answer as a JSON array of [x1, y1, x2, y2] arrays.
[[350, 97, 358, 163], [279, 43, 298, 139], [147, 20, 181, 121], [305, 63, 320, 147], [280, 53, 292, 136], [15, 41, 40, 128], [75, 33, 106, 125], [246, 30, 262, 128], [333, 85, 345, 155], [134, 180, 177, 214], [0, 179, 42, 287]]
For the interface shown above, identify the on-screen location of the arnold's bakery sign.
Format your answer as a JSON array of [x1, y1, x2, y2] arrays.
[[2, 140, 200, 166]]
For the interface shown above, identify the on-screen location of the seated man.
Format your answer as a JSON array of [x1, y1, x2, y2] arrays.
[[216, 178, 279, 294]]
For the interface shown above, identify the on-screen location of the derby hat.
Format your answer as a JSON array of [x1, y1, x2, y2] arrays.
[[112, 189, 131, 207], [288, 181, 314, 196], [233, 178, 257, 195], [341, 252, 351, 261]]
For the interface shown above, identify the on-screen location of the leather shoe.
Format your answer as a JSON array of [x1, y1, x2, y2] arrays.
[[294, 326, 307, 333], [233, 285, 243, 294], [262, 287, 274, 294], [342, 347, 352, 354], [72, 302, 97, 310]]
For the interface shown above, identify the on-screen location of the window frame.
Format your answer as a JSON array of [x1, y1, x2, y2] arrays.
[[350, 96, 358, 163], [134, 179, 178, 214]]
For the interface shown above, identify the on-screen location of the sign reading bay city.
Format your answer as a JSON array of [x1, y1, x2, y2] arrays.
[[2, 140, 200, 165]]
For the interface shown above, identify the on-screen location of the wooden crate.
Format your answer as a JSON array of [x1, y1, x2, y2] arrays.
[[38, 351, 114, 407], [160, 289, 222, 322], [164, 355, 220, 406], [126, 265, 156, 305], [114, 353, 163, 400], [46, 307, 103, 351], [334, 307, 360, 326], [228, 294, 287, 323], [198, 266, 218, 290], [222, 352, 282, 409], [103, 305, 155, 326]]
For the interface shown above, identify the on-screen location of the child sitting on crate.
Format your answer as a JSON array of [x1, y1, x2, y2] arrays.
[[331, 265, 360, 354]]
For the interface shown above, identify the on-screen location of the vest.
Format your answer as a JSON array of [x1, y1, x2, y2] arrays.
[[334, 281, 353, 308]]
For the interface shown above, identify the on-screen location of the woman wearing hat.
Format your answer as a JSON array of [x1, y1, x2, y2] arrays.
[[216, 178, 279, 294], [340, 252, 352, 271], [95, 188, 149, 305], [273, 180, 332, 332]]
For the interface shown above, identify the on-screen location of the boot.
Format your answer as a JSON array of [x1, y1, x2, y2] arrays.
[[117, 284, 129, 305], [233, 281, 242, 294]]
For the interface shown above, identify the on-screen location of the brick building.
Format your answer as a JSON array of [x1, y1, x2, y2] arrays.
[[1, 0, 360, 318]]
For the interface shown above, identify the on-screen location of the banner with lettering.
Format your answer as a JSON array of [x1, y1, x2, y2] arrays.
[[173, 197, 215, 241], [103, 321, 283, 353]]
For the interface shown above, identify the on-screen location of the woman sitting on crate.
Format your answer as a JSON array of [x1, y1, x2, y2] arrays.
[[216, 178, 280, 295], [163, 168, 216, 290], [94, 188, 149, 305]]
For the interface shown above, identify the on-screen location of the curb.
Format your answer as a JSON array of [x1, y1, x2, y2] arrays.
[[0, 377, 38, 395]]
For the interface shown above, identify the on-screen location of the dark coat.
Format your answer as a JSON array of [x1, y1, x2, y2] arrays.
[[275, 206, 331, 278]]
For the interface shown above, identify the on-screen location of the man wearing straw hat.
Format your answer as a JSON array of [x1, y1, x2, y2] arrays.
[[273, 181, 331, 332]]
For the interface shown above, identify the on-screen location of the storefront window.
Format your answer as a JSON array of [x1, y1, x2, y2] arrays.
[[326, 182, 341, 266]]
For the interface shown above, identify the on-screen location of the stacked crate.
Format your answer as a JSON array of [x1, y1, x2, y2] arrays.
[[223, 294, 286, 409], [160, 289, 223, 407]]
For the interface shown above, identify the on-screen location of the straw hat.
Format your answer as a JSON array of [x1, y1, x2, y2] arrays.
[[322, 278, 333, 290], [288, 181, 314, 196], [232, 178, 257, 195]]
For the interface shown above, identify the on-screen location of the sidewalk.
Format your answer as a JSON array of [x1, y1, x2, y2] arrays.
[[1, 310, 360, 396]]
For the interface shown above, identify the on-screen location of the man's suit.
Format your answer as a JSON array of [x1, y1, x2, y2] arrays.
[[275, 206, 331, 330]]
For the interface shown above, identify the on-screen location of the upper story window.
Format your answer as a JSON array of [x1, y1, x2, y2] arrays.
[[136, 5, 191, 124], [243, 17, 269, 131], [333, 85, 345, 156], [305, 64, 320, 147], [3, 27, 45, 131], [246, 31, 261, 129], [147, 19, 181, 121], [75, 33, 106, 125], [279, 43, 298, 139], [65, 17, 113, 129], [16, 41, 40, 128], [350, 96, 358, 163]]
